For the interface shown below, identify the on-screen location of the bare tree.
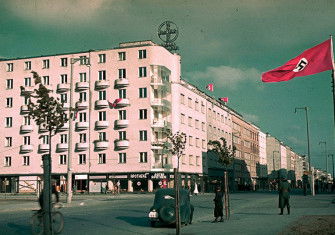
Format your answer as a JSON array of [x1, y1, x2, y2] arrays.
[[21, 71, 68, 235]]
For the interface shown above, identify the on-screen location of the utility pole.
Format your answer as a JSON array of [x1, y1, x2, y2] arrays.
[[319, 141, 327, 181]]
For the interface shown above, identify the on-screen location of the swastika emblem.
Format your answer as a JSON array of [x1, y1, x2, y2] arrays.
[[293, 58, 308, 72]]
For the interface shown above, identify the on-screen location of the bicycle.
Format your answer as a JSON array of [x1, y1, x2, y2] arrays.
[[31, 203, 64, 235]]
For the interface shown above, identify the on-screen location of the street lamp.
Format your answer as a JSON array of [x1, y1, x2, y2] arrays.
[[231, 131, 239, 192], [328, 154, 334, 183], [319, 141, 328, 174], [295, 107, 315, 196], [67, 57, 90, 204]]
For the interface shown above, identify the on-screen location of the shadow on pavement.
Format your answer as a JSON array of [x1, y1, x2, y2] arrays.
[[115, 216, 150, 227], [7, 222, 31, 235]]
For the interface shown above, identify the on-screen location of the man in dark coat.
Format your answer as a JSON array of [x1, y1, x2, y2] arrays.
[[212, 185, 224, 222], [278, 177, 291, 215]]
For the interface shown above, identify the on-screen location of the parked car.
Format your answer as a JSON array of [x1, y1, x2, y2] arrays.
[[148, 188, 194, 227]]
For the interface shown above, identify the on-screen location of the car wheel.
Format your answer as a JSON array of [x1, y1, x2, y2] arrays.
[[150, 221, 156, 227], [159, 206, 175, 224]]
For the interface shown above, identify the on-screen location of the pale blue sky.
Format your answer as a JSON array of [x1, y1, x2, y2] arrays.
[[1, 0, 334, 171]]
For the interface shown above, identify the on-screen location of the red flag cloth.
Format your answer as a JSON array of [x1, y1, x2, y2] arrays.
[[108, 100, 114, 109], [206, 83, 214, 91], [262, 39, 334, 82], [112, 98, 122, 108], [219, 97, 229, 103]]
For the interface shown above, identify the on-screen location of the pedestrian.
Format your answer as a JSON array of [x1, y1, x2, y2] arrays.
[[212, 185, 224, 223], [193, 183, 199, 196], [278, 177, 290, 215]]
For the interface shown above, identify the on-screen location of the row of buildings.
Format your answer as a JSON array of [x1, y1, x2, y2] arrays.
[[0, 40, 331, 194]]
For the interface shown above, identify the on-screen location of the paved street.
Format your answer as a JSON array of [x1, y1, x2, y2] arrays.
[[0, 191, 334, 235]]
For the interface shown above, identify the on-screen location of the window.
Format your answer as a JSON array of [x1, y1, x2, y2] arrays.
[[23, 156, 30, 166], [202, 139, 206, 149], [99, 90, 106, 100], [119, 110, 126, 120], [25, 61, 31, 70], [79, 112, 87, 122], [79, 92, 87, 102], [188, 98, 192, 108], [195, 119, 199, 129], [189, 136, 193, 146], [60, 134, 67, 144], [139, 152, 147, 163], [118, 69, 126, 79], [139, 130, 147, 141], [139, 109, 147, 120], [24, 77, 31, 87], [201, 122, 205, 131], [189, 155, 194, 165], [196, 156, 200, 166], [24, 136, 30, 145], [61, 58, 68, 67], [5, 137, 12, 147], [98, 70, 106, 80], [24, 116, 31, 125], [98, 54, 106, 63], [139, 67, 147, 77], [99, 132, 107, 141], [201, 102, 205, 113], [119, 89, 126, 99], [79, 154, 86, 164], [41, 135, 49, 144], [6, 98, 13, 108], [42, 59, 50, 69], [119, 153, 126, 163], [118, 52, 126, 61], [182, 154, 187, 165], [24, 97, 29, 105], [7, 63, 13, 72], [59, 155, 67, 165], [180, 94, 185, 104], [60, 93, 67, 103], [5, 117, 12, 128], [139, 88, 147, 98], [98, 111, 106, 121], [180, 114, 185, 124], [119, 131, 126, 140], [196, 138, 200, 148], [79, 73, 87, 82], [195, 101, 199, 111], [188, 116, 193, 127], [79, 133, 87, 143], [60, 74, 68, 84], [4, 156, 11, 167], [79, 56, 88, 65], [6, 79, 13, 89], [42, 76, 50, 85], [98, 153, 106, 164], [138, 49, 147, 59]]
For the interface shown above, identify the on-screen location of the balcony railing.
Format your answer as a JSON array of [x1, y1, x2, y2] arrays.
[[20, 86, 34, 96], [75, 82, 89, 91], [95, 80, 110, 90], [75, 143, 89, 151], [115, 139, 129, 149], [114, 79, 129, 88], [152, 120, 172, 130], [114, 119, 129, 128], [76, 101, 88, 110], [20, 105, 29, 114], [56, 143, 68, 152], [56, 83, 70, 93], [95, 100, 109, 109], [94, 140, 109, 151], [57, 123, 69, 132], [151, 141, 165, 150], [151, 99, 171, 110], [38, 125, 48, 133], [61, 103, 70, 111], [95, 121, 109, 130], [75, 122, 89, 131], [115, 98, 130, 108], [20, 125, 33, 134], [38, 144, 49, 153], [20, 144, 33, 153]]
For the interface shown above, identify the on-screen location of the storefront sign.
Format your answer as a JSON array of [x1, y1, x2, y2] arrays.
[[75, 175, 88, 180], [109, 175, 128, 179], [130, 173, 149, 179], [137, 181, 141, 186], [90, 175, 106, 179], [151, 173, 167, 179]]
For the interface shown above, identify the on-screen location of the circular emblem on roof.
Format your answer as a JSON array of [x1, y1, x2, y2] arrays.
[[158, 21, 179, 43]]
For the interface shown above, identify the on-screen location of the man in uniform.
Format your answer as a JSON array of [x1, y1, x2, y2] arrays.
[[278, 177, 291, 215], [212, 185, 224, 222]]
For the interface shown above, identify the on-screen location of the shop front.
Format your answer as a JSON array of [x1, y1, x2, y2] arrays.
[[74, 174, 88, 192]]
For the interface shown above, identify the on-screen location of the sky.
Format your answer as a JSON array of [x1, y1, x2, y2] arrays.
[[0, 0, 334, 171]]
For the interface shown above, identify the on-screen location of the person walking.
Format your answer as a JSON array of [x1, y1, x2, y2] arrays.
[[212, 185, 224, 222], [278, 177, 291, 215]]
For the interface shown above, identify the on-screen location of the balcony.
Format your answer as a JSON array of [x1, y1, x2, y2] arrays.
[[115, 139, 129, 150], [94, 140, 109, 151], [75, 82, 89, 91], [151, 141, 165, 150], [76, 101, 88, 110], [115, 98, 130, 108], [57, 123, 69, 132], [56, 83, 70, 93], [114, 119, 129, 128], [151, 99, 171, 110], [95, 80, 110, 90], [20, 125, 33, 134], [20, 144, 33, 153], [20, 86, 34, 96], [114, 79, 129, 88], [152, 120, 171, 130], [95, 100, 109, 109], [75, 143, 89, 151], [95, 121, 109, 130], [38, 125, 48, 133], [75, 122, 89, 131], [56, 143, 68, 152], [38, 144, 49, 153], [61, 103, 70, 111], [20, 105, 29, 114]]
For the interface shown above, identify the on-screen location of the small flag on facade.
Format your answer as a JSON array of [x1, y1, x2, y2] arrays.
[[110, 98, 122, 108], [206, 83, 214, 91], [262, 39, 334, 82], [219, 97, 229, 103], [108, 100, 114, 109]]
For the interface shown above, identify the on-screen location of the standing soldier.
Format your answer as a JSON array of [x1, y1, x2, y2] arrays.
[[212, 185, 224, 222], [302, 174, 308, 196], [278, 177, 291, 215]]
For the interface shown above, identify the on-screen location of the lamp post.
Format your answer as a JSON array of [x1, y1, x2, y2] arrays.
[[329, 154, 334, 184], [318, 141, 328, 173], [231, 131, 239, 192], [67, 57, 90, 203], [272, 151, 279, 179], [295, 107, 315, 196]]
